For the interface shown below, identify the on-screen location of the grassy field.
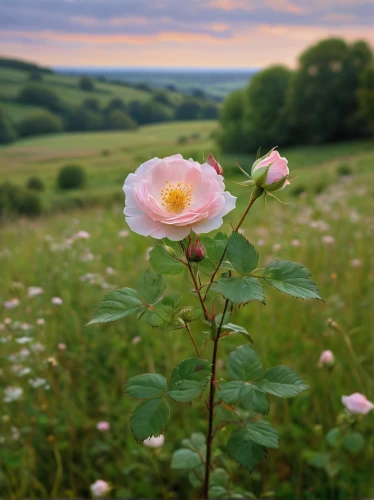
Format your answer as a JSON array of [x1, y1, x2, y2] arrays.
[[0, 66, 183, 124], [0, 122, 373, 499]]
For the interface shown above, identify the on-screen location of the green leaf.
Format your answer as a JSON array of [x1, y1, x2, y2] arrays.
[[227, 427, 266, 472], [136, 270, 165, 304], [227, 232, 259, 275], [221, 323, 254, 343], [86, 288, 143, 326], [218, 381, 270, 414], [141, 292, 182, 329], [150, 245, 185, 275], [168, 358, 211, 403], [244, 421, 279, 449], [199, 232, 229, 275], [215, 311, 231, 328], [210, 468, 229, 487], [209, 486, 228, 499], [325, 461, 342, 478], [307, 452, 331, 469], [227, 345, 263, 381], [130, 398, 170, 443], [342, 432, 364, 453], [125, 374, 168, 399], [182, 432, 206, 453], [212, 277, 265, 305], [264, 260, 322, 300], [257, 366, 308, 398], [326, 428, 341, 448], [171, 448, 202, 469]]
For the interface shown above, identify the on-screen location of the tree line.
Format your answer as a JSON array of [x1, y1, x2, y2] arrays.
[[0, 76, 219, 143], [218, 38, 374, 153]]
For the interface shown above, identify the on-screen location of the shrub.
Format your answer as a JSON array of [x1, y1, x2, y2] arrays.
[[105, 110, 137, 130], [314, 181, 328, 194], [26, 176, 45, 191], [175, 99, 203, 120], [290, 184, 307, 197], [79, 76, 95, 91], [0, 104, 17, 144], [57, 165, 86, 190], [105, 98, 127, 114], [82, 98, 101, 112], [0, 182, 42, 217], [101, 149, 111, 156], [29, 72, 43, 82], [65, 106, 102, 132], [152, 90, 172, 107], [337, 163, 353, 176], [18, 110, 63, 137], [177, 136, 188, 144], [17, 83, 64, 112], [202, 103, 219, 119]]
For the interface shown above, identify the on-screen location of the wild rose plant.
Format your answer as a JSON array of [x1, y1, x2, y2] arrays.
[[88, 150, 322, 499]]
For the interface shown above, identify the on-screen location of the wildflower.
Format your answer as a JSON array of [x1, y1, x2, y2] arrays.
[[291, 239, 301, 247], [318, 350, 335, 367], [51, 297, 63, 306], [4, 386, 23, 403], [322, 235, 335, 245], [36, 318, 45, 326], [74, 230, 90, 240], [96, 421, 110, 432], [143, 435, 165, 448], [123, 154, 236, 240], [90, 480, 110, 498], [118, 229, 129, 238], [27, 286, 44, 298], [131, 336, 142, 345], [58, 343, 67, 351], [341, 393, 374, 415], [3, 298, 20, 310], [349, 258, 362, 268]]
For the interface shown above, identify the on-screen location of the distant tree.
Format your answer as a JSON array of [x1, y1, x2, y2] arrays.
[[152, 90, 173, 107], [0, 104, 17, 144], [17, 83, 64, 113], [82, 98, 101, 113], [57, 165, 86, 190], [66, 106, 102, 131], [128, 100, 172, 124], [166, 84, 177, 92], [104, 97, 127, 114], [79, 76, 95, 91], [29, 72, 43, 82], [0, 56, 52, 74], [18, 110, 63, 137], [192, 89, 205, 99], [201, 103, 219, 120], [26, 176, 45, 191], [105, 109, 137, 130], [242, 65, 292, 152], [217, 89, 247, 152], [287, 38, 373, 143], [174, 99, 203, 120], [357, 62, 374, 135]]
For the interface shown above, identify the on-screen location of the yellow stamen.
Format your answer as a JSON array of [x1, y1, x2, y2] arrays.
[[161, 181, 193, 214]]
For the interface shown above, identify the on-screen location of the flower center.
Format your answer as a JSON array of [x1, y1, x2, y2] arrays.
[[161, 181, 192, 214]]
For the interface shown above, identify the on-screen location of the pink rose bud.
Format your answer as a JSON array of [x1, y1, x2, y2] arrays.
[[341, 393, 374, 415], [90, 479, 110, 498], [207, 153, 223, 175], [186, 240, 206, 263], [252, 149, 290, 192], [318, 350, 335, 367], [58, 343, 66, 351], [96, 421, 110, 432]]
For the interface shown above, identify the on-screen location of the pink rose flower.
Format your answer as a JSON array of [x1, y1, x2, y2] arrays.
[[96, 421, 110, 432], [123, 154, 236, 241], [90, 479, 110, 497], [318, 350, 335, 367], [252, 150, 290, 192], [341, 393, 374, 415], [143, 435, 165, 448]]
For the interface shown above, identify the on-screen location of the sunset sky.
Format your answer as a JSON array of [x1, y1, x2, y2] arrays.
[[1, 0, 373, 69]]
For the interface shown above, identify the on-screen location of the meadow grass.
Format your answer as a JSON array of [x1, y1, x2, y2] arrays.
[[0, 124, 373, 499]]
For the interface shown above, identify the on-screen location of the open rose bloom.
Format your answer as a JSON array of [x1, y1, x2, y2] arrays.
[[341, 393, 374, 415], [123, 154, 236, 241], [252, 150, 290, 192]]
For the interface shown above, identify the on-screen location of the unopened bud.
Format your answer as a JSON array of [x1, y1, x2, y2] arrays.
[[186, 241, 206, 263], [164, 245, 176, 258], [207, 153, 223, 176], [180, 306, 196, 323]]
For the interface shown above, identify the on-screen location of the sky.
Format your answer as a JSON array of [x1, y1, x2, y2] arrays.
[[0, 0, 373, 69]]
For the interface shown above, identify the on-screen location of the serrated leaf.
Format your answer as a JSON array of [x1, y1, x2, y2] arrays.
[[227, 345, 263, 381], [168, 358, 211, 402], [141, 292, 182, 329], [221, 323, 254, 343], [171, 448, 202, 469], [342, 432, 364, 453], [307, 452, 331, 469], [136, 270, 165, 304], [150, 245, 185, 275], [86, 288, 143, 326], [264, 260, 322, 300], [218, 381, 270, 414], [125, 374, 168, 399], [215, 311, 232, 327], [130, 398, 170, 443], [210, 468, 229, 487], [182, 432, 206, 454], [244, 421, 279, 449], [227, 232, 259, 275], [212, 277, 265, 305], [199, 232, 229, 275], [227, 427, 266, 472], [257, 366, 308, 398]]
